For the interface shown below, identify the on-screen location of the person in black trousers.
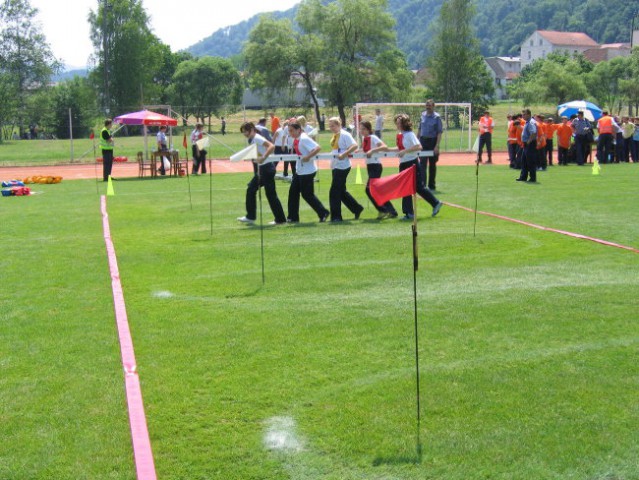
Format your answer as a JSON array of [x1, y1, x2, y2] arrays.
[[236, 122, 287, 225]]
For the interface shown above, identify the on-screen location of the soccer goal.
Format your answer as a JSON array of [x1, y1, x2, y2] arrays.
[[354, 102, 473, 152]]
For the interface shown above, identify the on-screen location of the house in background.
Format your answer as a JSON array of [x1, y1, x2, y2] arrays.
[[484, 56, 520, 100], [583, 43, 632, 63], [520, 30, 598, 68]]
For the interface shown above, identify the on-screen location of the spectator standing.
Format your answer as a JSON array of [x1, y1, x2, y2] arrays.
[[516, 109, 537, 182], [596, 111, 617, 164], [418, 99, 443, 191], [157, 125, 169, 175], [572, 111, 591, 166], [269, 112, 280, 135], [191, 123, 207, 175], [477, 110, 494, 164], [621, 117, 636, 163], [544, 117, 557, 167], [221, 117, 226, 135], [555, 116, 573, 166], [100, 118, 115, 182]]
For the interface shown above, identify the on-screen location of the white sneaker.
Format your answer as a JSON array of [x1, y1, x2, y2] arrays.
[[268, 220, 286, 225], [237, 216, 255, 224]]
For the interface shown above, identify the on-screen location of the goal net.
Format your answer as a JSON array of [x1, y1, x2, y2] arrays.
[[353, 102, 473, 152]]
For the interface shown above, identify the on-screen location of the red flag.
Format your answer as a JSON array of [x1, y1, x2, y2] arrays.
[[182, 132, 188, 149], [89, 131, 95, 140], [369, 165, 416, 205]]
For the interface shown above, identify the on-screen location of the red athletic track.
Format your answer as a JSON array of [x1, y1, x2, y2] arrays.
[[0, 151, 510, 180]]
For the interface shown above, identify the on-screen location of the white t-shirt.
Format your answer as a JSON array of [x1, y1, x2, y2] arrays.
[[331, 129, 357, 170], [375, 115, 384, 131], [294, 133, 319, 175], [157, 131, 167, 149], [190, 129, 202, 145], [399, 131, 420, 163], [364, 134, 383, 165], [251, 133, 269, 156], [273, 127, 287, 148]]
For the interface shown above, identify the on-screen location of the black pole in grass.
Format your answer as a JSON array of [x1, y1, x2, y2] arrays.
[[411, 190, 423, 462], [209, 152, 214, 236], [183, 132, 193, 210], [473, 158, 480, 237], [257, 164, 265, 285]]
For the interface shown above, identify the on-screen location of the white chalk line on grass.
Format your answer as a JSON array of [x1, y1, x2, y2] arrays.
[[101, 195, 157, 480], [446, 202, 639, 254]]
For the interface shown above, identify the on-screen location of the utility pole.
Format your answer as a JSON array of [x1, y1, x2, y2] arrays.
[[102, 0, 110, 115]]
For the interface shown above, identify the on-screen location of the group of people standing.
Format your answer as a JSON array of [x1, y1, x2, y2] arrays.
[[236, 104, 444, 225], [505, 110, 639, 181]]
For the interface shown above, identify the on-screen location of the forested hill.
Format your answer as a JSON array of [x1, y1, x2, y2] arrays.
[[187, 0, 635, 68]]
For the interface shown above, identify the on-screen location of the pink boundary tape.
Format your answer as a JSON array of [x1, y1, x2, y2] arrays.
[[446, 202, 639, 254], [101, 196, 157, 480]]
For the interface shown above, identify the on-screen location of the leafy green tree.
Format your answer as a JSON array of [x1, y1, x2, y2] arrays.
[[586, 56, 631, 114], [168, 56, 242, 131], [427, 0, 494, 116], [243, 15, 325, 123], [89, 0, 169, 114], [296, 0, 410, 126], [43, 77, 97, 140], [509, 53, 590, 106], [620, 48, 639, 116], [0, 0, 61, 137]]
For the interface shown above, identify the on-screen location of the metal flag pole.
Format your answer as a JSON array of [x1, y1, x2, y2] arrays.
[[410, 164, 422, 462], [257, 163, 265, 285], [183, 131, 193, 210], [473, 157, 480, 237]]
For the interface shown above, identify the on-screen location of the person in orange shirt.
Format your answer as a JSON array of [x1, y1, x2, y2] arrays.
[[269, 112, 280, 135], [596, 111, 618, 164], [514, 115, 524, 169], [477, 110, 494, 164], [554, 116, 573, 166], [507, 114, 519, 168], [544, 117, 557, 167]]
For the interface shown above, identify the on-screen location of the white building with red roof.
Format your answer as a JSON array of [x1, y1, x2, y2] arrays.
[[520, 30, 599, 68]]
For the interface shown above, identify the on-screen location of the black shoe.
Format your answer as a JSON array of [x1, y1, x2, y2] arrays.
[[354, 208, 363, 220], [320, 212, 329, 223], [516, 178, 526, 182]]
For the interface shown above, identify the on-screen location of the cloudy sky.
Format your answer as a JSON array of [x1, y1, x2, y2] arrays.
[[29, 0, 301, 69]]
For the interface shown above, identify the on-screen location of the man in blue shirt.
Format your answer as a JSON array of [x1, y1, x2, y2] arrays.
[[418, 99, 443, 191], [571, 111, 592, 166], [516, 109, 538, 183]]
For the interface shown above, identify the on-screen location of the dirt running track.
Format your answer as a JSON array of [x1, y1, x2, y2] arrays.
[[1, 151, 510, 181]]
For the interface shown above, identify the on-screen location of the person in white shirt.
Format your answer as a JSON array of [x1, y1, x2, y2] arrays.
[[388, 114, 443, 220], [190, 123, 206, 175], [327, 117, 364, 222], [359, 120, 397, 219], [236, 122, 287, 225], [156, 125, 169, 175], [286, 121, 330, 223]]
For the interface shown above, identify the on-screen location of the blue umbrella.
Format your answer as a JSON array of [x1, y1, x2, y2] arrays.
[[557, 100, 603, 122]]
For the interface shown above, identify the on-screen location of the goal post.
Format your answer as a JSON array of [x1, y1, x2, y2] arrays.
[[354, 102, 473, 152]]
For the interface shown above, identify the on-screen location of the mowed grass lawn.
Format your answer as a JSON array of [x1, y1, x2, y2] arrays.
[[1, 163, 638, 479]]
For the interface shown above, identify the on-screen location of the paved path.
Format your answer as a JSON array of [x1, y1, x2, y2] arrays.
[[1, 151, 510, 181]]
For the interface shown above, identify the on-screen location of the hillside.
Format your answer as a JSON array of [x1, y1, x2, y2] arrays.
[[187, 0, 635, 68]]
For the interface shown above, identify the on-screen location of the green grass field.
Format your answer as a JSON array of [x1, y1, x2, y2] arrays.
[[1, 162, 638, 479]]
